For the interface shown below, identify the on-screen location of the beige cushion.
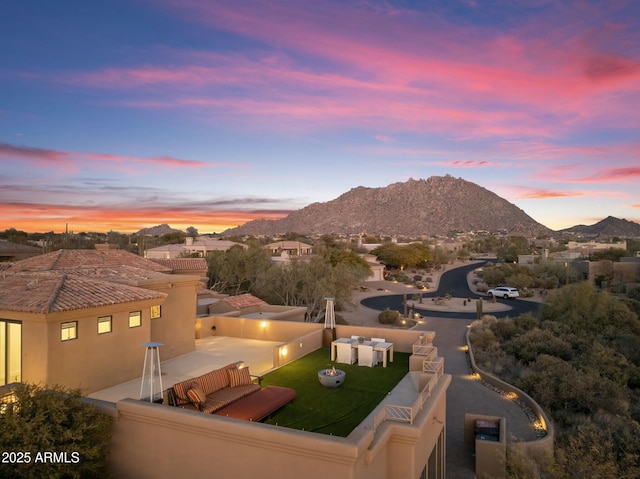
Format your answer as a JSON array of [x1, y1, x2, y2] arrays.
[[228, 367, 252, 388]]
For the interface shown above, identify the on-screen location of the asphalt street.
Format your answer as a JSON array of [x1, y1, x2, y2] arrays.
[[361, 261, 540, 320]]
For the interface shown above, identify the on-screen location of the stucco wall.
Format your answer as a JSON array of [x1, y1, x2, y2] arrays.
[[146, 280, 198, 361], [102, 374, 449, 479], [201, 315, 323, 342], [46, 306, 151, 394]]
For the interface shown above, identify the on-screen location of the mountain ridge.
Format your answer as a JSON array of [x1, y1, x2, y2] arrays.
[[559, 216, 640, 238], [223, 176, 554, 237]]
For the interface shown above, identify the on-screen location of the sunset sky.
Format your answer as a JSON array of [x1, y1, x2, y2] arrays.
[[1, 0, 639, 234]]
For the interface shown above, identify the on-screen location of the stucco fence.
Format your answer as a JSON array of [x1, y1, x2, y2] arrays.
[[465, 328, 555, 464]]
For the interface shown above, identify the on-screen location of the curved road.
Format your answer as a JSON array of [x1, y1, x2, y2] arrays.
[[361, 262, 542, 478], [361, 261, 539, 320]]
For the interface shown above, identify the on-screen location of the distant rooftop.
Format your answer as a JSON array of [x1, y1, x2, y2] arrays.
[[6, 249, 171, 273]]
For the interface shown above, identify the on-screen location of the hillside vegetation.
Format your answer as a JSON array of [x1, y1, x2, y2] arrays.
[[470, 282, 640, 478]]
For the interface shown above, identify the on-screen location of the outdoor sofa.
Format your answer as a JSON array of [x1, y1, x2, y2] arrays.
[[169, 363, 295, 421]]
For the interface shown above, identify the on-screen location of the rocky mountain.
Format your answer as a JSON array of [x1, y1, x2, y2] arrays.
[[560, 216, 640, 238], [135, 224, 184, 236], [223, 176, 553, 237]]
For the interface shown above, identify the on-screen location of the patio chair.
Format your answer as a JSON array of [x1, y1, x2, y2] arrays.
[[358, 344, 378, 367], [336, 342, 357, 364], [371, 337, 385, 363]]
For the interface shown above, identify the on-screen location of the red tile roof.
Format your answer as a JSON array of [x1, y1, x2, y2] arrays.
[[149, 258, 208, 272], [221, 293, 267, 310], [7, 249, 172, 274], [0, 240, 42, 254], [0, 272, 166, 314]]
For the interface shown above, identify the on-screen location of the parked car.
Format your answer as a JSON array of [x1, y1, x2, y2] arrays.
[[487, 287, 519, 299]]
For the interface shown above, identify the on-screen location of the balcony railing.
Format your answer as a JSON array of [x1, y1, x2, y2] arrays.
[[365, 333, 446, 437], [423, 357, 444, 378], [367, 368, 442, 434]]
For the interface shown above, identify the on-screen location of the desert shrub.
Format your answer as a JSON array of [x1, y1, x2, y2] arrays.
[[505, 329, 572, 364], [413, 274, 422, 282], [334, 314, 348, 325], [513, 312, 539, 331], [626, 283, 640, 301], [378, 309, 400, 325], [519, 287, 535, 298], [490, 318, 519, 342], [475, 282, 488, 292], [414, 281, 425, 290], [0, 383, 112, 479]]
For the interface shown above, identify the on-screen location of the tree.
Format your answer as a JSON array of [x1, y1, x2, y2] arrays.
[[186, 226, 199, 237], [371, 242, 432, 270], [0, 383, 112, 479], [496, 236, 530, 263], [207, 244, 272, 295], [254, 253, 371, 319]]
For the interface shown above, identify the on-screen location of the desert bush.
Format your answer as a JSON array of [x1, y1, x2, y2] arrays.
[[0, 383, 112, 479], [378, 309, 400, 325]]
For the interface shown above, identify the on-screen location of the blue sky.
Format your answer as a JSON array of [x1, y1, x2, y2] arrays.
[[1, 0, 639, 233]]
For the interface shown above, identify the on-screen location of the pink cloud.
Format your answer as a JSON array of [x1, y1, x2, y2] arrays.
[[80, 152, 213, 168], [16, 1, 640, 140], [0, 143, 75, 170], [374, 135, 394, 144], [0, 142, 223, 172], [515, 188, 584, 199], [571, 167, 640, 184]]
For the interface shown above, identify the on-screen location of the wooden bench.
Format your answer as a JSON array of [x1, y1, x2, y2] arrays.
[[214, 386, 295, 421]]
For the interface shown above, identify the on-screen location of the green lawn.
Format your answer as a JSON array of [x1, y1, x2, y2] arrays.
[[260, 347, 410, 437]]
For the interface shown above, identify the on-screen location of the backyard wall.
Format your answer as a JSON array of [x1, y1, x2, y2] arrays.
[[95, 373, 449, 479], [196, 315, 322, 341]]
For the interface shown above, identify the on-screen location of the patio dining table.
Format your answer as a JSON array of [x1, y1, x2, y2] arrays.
[[330, 338, 394, 367]]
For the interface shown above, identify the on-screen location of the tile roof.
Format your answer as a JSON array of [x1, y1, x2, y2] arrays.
[[221, 293, 267, 310], [0, 272, 166, 314], [65, 265, 174, 281], [0, 240, 42, 254], [145, 244, 186, 253], [7, 249, 172, 274], [266, 241, 313, 249], [149, 258, 209, 272]]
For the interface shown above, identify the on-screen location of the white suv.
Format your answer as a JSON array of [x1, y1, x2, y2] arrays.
[[487, 287, 519, 299]]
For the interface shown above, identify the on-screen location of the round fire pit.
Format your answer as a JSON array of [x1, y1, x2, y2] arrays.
[[318, 368, 346, 388]]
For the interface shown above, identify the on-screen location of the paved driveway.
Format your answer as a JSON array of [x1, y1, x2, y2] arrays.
[[354, 262, 541, 478]]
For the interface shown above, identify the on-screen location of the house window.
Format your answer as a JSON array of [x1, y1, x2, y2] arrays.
[[61, 321, 78, 341], [0, 320, 22, 386], [150, 305, 161, 319], [128, 311, 142, 328], [97, 316, 112, 334]]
